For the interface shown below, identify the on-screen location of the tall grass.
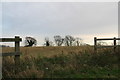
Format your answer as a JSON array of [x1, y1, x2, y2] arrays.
[[2, 46, 120, 78]]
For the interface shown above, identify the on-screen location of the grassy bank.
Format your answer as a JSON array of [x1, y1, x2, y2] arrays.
[[2, 46, 120, 78]]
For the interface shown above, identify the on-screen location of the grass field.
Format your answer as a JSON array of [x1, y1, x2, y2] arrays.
[[2, 46, 120, 78]]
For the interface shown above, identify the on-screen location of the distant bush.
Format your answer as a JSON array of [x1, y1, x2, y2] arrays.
[[0, 45, 10, 47]]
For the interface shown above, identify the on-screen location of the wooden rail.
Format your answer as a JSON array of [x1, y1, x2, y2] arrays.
[[2, 52, 22, 56], [94, 37, 120, 53], [0, 36, 22, 74], [0, 38, 22, 42]]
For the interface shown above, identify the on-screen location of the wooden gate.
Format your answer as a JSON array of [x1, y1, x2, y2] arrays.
[[94, 37, 120, 53], [0, 36, 22, 73]]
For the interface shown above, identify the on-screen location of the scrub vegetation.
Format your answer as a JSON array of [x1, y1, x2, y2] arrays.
[[2, 46, 120, 78]]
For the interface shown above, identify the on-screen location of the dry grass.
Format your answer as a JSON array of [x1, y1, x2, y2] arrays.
[[2, 46, 93, 58], [2, 46, 120, 78]]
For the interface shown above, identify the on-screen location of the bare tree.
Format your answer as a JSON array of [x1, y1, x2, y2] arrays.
[[75, 37, 83, 46], [25, 37, 37, 47], [54, 35, 64, 46], [64, 35, 75, 46], [45, 37, 50, 46]]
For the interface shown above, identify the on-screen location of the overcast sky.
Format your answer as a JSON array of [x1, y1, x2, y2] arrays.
[[1, 2, 118, 46]]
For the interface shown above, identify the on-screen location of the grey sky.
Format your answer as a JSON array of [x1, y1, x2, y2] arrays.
[[1, 2, 118, 46]]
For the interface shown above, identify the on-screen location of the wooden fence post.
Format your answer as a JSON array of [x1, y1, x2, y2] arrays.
[[113, 37, 116, 53], [94, 37, 97, 53], [14, 36, 20, 74], [0, 36, 22, 74]]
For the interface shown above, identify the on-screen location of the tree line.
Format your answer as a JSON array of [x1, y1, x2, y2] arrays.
[[24, 35, 88, 47]]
